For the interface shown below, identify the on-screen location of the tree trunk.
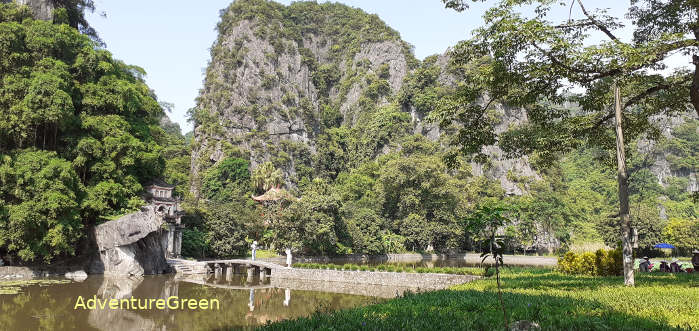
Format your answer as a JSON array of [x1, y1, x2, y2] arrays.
[[691, 55, 699, 117], [614, 83, 635, 287], [691, 25, 699, 117]]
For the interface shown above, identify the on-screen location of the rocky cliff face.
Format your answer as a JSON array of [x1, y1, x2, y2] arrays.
[[4, 0, 54, 20], [190, 0, 416, 196], [190, 0, 542, 197], [190, 0, 694, 198]]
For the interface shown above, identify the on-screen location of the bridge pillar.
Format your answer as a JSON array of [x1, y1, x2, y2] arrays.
[[225, 263, 233, 281], [246, 265, 255, 283], [214, 264, 223, 279]]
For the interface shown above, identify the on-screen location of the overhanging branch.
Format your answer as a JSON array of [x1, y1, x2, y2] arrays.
[[575, 0, 619, 42]]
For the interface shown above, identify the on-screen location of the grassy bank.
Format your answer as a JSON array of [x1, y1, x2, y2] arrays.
[[293, 263, 486, 276], [260, 268, 698, 330]]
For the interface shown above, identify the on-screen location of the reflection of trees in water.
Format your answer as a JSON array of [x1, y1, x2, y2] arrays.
[[0, 276, 378, 330], [89, 276, 161, 331], [170, 283, 375, 330], [0, 283, 92, 330]]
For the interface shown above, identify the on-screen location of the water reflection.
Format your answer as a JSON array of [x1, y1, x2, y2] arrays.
[[0, 273, 382, 330]]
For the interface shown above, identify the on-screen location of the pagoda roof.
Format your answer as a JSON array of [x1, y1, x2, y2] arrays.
[[252, 187, 296, 202], [145, 178, 175, 189]]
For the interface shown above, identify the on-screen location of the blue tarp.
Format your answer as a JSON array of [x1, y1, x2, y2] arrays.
[[654, 243, 675, 249]]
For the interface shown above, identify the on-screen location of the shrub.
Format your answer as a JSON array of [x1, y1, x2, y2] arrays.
[[558, 248, 622, 276]]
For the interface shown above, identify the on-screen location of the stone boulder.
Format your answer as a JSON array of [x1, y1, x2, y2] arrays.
[[89, 206, 170, 276], [65, 270, 88, 281], [510, 320, 541, 331]]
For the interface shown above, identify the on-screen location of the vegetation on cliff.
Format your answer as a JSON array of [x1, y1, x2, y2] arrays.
[[187, 0, 697, 260], [0, 2, 177, 263]]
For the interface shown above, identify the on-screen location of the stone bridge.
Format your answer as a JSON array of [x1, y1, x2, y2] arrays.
[[169, 259, 282, 278]]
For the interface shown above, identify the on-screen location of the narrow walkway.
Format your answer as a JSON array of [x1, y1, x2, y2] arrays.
[[168, 258, 283, 275]]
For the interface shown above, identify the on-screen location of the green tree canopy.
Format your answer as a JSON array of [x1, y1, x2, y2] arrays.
[[0, 3, 167, 263]]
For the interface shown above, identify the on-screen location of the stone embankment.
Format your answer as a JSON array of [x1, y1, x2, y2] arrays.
[[273, 268, 479, 290], [0, 266, 87, 280], [169, 258, 478, 291], [262, 253, 558, 267]]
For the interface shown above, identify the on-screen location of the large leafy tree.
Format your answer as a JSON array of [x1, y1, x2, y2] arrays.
[[438, 0, 698, 286], [0, 151, 82, 262], [275, 179, 340, 255], [376, 153, 464, 252], [0, 3, 166, 263]]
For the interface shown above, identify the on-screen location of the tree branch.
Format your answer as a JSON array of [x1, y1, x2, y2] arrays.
[[623, 83, 671, 110], [530, 43, 589, 75], [589, 83, 672, 130], [582, 39, 697, 83], [554, 21, 595, 29], [592, 112, 615, 129], [575, 0, 619, 42]]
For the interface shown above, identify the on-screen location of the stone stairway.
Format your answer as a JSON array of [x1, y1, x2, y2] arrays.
[[168, 259, 207, 274]]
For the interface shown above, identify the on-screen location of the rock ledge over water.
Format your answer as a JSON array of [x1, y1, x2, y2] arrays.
[[89, 206, 170, 276]]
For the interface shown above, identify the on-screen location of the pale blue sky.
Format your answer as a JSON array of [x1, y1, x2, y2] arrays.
[[84, 1, 654, 133]]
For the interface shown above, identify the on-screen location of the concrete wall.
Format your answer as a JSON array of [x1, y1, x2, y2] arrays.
[[269, 277, 420, 298], [272, 268, 479, 290]]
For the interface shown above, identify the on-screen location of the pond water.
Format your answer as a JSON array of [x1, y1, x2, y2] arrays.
[[0, 274, 384, 330]]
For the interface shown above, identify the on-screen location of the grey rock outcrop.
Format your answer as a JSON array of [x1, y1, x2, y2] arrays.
[[6, 0, 54, 20], [89, 206, 170, 276], [191, 0, 694, 202], [190, 2, 414, 196], [510, 320, 541, 331], [637, 113, 698, 192], [65, 270, 88, 281]]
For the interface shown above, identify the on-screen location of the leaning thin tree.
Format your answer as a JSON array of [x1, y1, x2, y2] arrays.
[[437, 0, 698, 286]]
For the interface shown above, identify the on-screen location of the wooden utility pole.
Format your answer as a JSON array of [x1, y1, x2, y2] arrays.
[[614, 83, 634, 286]]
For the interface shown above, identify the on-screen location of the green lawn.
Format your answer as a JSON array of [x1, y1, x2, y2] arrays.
[[260, 268, 699, 330]]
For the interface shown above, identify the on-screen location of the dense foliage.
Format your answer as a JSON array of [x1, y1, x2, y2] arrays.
[[0, 3, 174, 263]]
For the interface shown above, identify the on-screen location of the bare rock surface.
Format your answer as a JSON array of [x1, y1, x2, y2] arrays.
[[89, 206, 170, 276], [8, 0, 54, 20]]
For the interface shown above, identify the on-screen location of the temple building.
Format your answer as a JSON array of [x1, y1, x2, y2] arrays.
[[145, 179, 183, 258]]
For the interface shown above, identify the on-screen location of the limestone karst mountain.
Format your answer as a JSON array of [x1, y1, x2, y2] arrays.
[[189, 0, 544, 198], [190, 0, 697, 202]]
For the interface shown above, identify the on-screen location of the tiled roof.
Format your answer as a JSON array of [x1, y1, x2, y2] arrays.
[[145, 178, 175, 189]]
